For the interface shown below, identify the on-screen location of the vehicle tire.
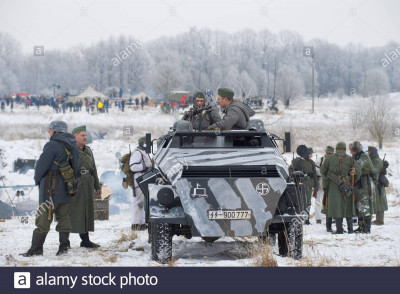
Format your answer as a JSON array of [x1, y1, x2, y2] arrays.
[[277, 222, 303, 260], [151, 222, 173, 264], [277, 228, 288, 257], [287, 221, 303, 260], [148, 222, 154, 244]]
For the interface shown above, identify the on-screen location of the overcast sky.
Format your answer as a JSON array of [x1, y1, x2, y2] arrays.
[[1, 0, 399, 53]]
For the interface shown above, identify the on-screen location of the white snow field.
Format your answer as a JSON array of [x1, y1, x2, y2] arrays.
[[1, 95, 399, 267]]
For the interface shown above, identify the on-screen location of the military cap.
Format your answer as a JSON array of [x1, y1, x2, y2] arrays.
[[336, 142, 346, 151], [49, 121, 68, 133], [72, 125, 86, 135], [325, 146, 334, 153], [218, 88, 234, 99], [308, 147, 314, 154], [350, 141, 362, 152], [194, 91, 205, 99], [296, 145, 308, 158], [138, 136, 146, 144], [368, 146, 378, 156]]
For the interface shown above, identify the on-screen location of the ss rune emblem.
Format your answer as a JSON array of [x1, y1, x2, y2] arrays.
[[256, 182, 270, 196]]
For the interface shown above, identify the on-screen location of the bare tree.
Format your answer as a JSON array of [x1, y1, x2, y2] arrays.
[[360, 68, 390, 97], [275, 65, 304, 108], [363, 96, 394, 149]]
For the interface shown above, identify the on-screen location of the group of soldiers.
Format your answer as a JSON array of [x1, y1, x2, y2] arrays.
[[21, 122, 102, 257], [290, 142, 389, 234], [21, 119, 153, 257], [182, 88, 255, 131]]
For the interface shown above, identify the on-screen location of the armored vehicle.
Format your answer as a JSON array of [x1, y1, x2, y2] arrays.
[[138, 121, 307, 263]]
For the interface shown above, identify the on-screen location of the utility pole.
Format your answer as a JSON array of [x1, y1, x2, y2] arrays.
[[273, 62, 277, 101], [304, 46, 315, 113], [312, 54, 315, 113]]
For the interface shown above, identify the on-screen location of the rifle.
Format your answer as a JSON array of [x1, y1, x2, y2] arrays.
[[382, 153, 387, 175], [351, 157, 356, 203], [45, 171, 57, 220], [182, 105, 212, 122]]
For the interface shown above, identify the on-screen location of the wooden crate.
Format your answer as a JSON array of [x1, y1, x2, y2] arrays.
[[94, 199, 109, 221]]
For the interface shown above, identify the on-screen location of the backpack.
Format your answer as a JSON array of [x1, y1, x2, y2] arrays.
[[53, 144, 78, 196], [120, 148, 151, 188]]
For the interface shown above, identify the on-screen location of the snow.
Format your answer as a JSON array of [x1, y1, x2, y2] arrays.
[[1, 96, 400, 267]]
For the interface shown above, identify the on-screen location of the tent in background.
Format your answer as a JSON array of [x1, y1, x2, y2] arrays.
[[68, 86, 108, 102]]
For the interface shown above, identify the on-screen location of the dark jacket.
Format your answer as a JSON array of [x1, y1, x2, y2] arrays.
[[209, 101, 255, 130], [34, 132, 79, 203], [190, 106, 221, 130]]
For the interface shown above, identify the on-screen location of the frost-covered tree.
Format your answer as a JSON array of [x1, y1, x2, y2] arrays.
[[360, 68, 390, 97], [275, 65, 304, 107]]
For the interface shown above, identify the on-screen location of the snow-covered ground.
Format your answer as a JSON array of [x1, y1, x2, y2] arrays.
[[1, 95, 400, 266]]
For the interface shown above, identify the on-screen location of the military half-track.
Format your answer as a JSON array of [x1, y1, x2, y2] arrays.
[[138, 121, 307, 263]]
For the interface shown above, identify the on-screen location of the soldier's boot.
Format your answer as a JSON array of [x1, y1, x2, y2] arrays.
[[354, 217, 364, 233], [326, 217, 333, 233], [346, 217, 354, 234], [373, 212, 384, 225], [332, 218, 344, 234], [304, 215, 311, 225], [80, 233, 100, 248], [364, 218, 372, 234], [20, 231, 47, 257], [56, 232, 70, 256]]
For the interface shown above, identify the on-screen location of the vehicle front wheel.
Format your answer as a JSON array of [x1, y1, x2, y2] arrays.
[[277, 221, 303, 260], [151, 222, 173, 264]]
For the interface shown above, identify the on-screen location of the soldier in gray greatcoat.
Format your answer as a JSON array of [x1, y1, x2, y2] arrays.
[[207, 88, 255, 130]]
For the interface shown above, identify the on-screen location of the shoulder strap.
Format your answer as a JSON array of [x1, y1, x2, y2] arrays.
[[334, 154, 344, 174], [52, 143, 70, 166], [129, 149, 145, 167]]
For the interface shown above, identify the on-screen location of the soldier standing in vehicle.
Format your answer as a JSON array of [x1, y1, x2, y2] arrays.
[[320, 142, 361, 234], [21, 121, 79, 256], [368, 146, 388, 226], [207, 88, 255, 130], [69, 125, 102, 248], [130, 137, 152, 231], [289, 145, 319, 225], [182, 92, 221, 130], [320, 146, 334, 232], [349, 141, 376, 234]]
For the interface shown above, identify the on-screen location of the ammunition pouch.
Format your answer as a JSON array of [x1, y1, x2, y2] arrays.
[[327, 173, 343, 186], [53, 145, 78, 197], [339, 182, 353, 195], [329, 173, 352, 196]]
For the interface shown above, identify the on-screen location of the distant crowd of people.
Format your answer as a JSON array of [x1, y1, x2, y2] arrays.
[[0, 94, 154, 114]]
